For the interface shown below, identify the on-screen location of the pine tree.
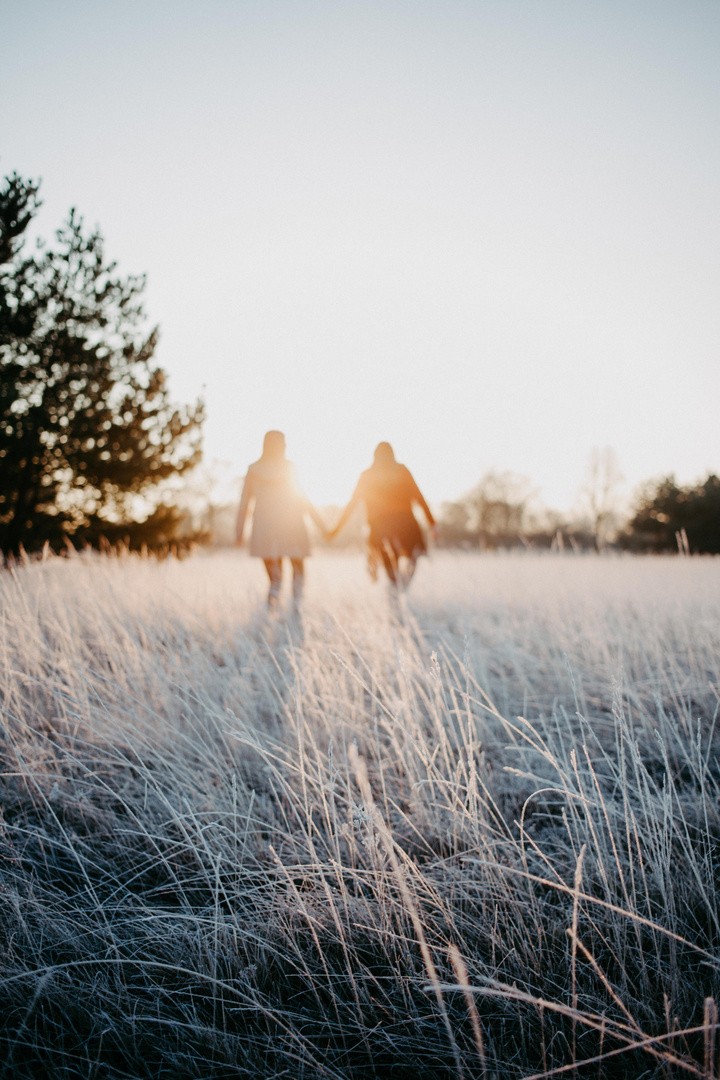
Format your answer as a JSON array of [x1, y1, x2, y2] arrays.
[[623, 473, 720, 553], [0, 172, 204, 553]]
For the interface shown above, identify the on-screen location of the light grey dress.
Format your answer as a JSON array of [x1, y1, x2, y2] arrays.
[[238, 459, 311, 559]]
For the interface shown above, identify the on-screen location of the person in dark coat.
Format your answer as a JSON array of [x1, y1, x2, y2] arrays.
[[328, 442, 436, 586]]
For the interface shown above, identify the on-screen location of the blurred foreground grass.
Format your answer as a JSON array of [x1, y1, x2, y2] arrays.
[[1, 549, 719, 1078]]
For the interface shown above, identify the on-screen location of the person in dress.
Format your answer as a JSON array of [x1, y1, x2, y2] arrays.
[[328, 442, 436, 586], [236, 431, 325, 608]]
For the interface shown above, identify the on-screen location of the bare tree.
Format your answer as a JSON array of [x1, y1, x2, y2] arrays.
[[580, 447, 624, 549], [440, 470, 535, 549]]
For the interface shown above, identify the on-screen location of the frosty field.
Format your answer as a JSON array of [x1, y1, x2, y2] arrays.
[[1, 549, 719, 1078]]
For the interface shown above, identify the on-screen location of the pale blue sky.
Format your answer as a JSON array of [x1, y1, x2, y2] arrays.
[[2, 0, 719, 510]]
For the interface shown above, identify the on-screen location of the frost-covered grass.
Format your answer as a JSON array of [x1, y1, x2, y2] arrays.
[[1, 549, 719, 1078]]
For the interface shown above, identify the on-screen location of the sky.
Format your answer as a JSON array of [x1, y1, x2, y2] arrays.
[[1, 0, 719, 513]]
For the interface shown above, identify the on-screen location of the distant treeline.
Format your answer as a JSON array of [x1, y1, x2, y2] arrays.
[[435, 470, 720, 554]]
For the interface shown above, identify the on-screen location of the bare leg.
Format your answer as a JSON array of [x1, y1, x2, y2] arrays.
[[402, 556, 418, 587], [379, 542, 398, 586], [291, 558, 304, 604], [263, 558, 282, 608]]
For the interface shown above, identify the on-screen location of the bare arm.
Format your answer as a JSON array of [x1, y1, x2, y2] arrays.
[[235, 472, 254, 545], [297, 493, 328, 537], [327, 486, 362, 540], [407, 469, 435, 527], [291, 465, 328, 537]]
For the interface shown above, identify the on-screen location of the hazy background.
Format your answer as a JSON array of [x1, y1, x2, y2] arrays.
[[2, 0, 718, 510]]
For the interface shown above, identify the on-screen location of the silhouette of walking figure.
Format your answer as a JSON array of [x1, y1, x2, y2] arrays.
[[329, 442, 436, 586], [236, 431, 325, 608]]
